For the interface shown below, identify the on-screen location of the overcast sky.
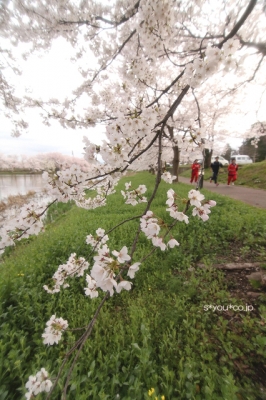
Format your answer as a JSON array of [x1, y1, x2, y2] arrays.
[[1, 123, 105, 158], [1, 39, 106, 158]]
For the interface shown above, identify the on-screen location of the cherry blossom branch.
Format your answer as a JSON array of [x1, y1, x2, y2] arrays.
[[104, 214, 143, 237], [135, 197, 191, 265], [0, 199, 57, 249], [122, 131, 161, 169], [130, 129, 164, 258]]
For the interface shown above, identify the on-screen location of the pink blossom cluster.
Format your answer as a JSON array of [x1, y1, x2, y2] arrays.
[[161, 172, 177, 184], [43, 253, 89, 294], [83, 108, 160, 169], [166, 188, 216, 222], [0, 201, 46, 249], [84, 229, 141, 298], [43, 228, 141, 300], [188, 190, 216, 221], [166, 189, 189, 224], [42, 315, 68, 346], [25, 368, 52, 399], [121, 182, 147, 205], [136, 0, 176, 61], [86, 227, 109, 250], [85, 243, 139, 297], [140, 211, 179, 251], [183, 39, 240, 88], [42, 163, 120, 208]]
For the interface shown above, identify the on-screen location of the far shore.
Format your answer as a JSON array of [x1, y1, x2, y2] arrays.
[[0, 169, 43, 175], [0, 190, 38, 213]]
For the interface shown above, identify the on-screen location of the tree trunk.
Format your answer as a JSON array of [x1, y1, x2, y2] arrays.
[[166, 125, 180, 182], [204, 149, 213, 168], [172, 145, 180, 183]]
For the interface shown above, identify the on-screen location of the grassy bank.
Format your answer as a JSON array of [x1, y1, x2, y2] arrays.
[[179, 161, 266, 190], [0, 172, 266, 399], [0, 191, 38, 214]]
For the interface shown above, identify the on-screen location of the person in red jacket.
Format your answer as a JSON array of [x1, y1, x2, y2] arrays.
[[227, 158, 238, 185], [190, 159, 201, 183]]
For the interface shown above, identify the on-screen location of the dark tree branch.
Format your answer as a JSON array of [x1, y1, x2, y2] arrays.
[[59, 1, 140, 28], [237, 37, 266, 56], [96, 0, 140, 26], [129, 129, 163, 258], [192, 89, 201, 128], [81, 29, 137, 87], [220, 53, 265, 99], [155, 85, 190, 127], [147, 70, 185, 108], [217, 0, 258, 48]]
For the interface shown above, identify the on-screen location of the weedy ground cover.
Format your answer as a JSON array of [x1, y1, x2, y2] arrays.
[[180, 160, 266, 190], [0, 172, 266, 400]]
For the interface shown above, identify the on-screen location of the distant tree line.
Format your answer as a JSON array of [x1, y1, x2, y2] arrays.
[[221, 122, 266, 163], [238, 135, 266, 162]]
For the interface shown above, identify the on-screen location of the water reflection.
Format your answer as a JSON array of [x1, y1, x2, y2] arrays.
[[0, 174, 45, 200]]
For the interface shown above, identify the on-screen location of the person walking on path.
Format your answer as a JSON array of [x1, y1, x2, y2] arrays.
[[190, 159, 201, 183], [227, 158, 238, 185], [210, 156, 222, 186]]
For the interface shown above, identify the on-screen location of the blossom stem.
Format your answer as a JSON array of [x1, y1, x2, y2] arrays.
[[45, 293, 109, 400], [61, 293, 109, 399], [130, 129, 163, 258]]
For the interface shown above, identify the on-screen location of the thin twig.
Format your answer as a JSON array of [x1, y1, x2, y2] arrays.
[[45, 293, 109, 400], [62, 294, 109, 399]]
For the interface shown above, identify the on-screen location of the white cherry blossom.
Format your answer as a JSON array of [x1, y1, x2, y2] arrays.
[[25, 368, 52, 397], [167, 238, 180, 248], [84, 275, 99, 298], [188, 189, 205, 208], [112, 246, 131, 264], [42, 315, 68, 346], [127, 262, 141, 279], [161, 172, 177, 183], [116, 280, 132, 293]]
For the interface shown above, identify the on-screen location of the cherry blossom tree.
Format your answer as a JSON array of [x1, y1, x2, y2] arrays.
[[1, 0, 266, 397], [0, 152, 91, 171]]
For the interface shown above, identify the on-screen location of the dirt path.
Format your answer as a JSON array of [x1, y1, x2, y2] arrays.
[[177, 177, 266, 209]]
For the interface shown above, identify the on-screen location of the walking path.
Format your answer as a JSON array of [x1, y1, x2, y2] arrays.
[[178, 177, 266, 209]]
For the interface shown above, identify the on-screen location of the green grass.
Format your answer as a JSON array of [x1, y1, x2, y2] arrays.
[[0, 172, 266, 399], [180, 161, 266, 190]]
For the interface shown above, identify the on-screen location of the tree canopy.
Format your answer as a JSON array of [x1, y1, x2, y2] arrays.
[[1, 0, 265, 161]]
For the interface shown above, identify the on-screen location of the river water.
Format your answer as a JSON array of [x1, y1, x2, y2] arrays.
[[0, 173, 46, 201]]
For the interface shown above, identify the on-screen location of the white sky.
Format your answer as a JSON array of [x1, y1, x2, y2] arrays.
[[1, 39, 106, 158]]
